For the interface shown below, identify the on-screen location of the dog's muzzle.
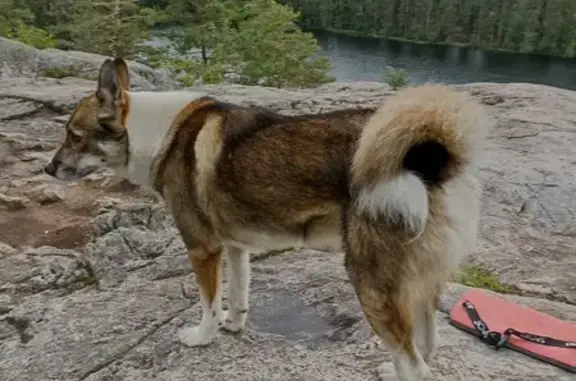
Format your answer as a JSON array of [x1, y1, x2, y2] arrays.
[[44, 159, 96, 180]]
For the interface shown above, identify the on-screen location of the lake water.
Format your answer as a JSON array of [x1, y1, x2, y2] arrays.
[[147, 30, 576, 90], [313, 31, 576, 90]]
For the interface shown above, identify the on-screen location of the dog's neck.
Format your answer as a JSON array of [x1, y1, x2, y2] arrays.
[[121, 90, 207, 187]]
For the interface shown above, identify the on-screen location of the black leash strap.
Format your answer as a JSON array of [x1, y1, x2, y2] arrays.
[[462, 300, 576, 350]]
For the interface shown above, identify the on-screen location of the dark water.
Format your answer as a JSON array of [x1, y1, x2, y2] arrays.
[[313, 31, 576, 90]]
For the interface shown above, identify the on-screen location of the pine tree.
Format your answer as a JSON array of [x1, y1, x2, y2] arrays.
[[0, 0, 56, 48], [64, 0, 155, 58], [166, 0, 333, 87], [277, 0, 576, 58]]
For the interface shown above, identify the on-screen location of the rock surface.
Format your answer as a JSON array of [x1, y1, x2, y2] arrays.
[[0, 37, 175, 91], [0, 41, 575, 381]]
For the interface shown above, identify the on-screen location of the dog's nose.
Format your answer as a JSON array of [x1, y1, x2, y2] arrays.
[[44, 159, 59, 177]]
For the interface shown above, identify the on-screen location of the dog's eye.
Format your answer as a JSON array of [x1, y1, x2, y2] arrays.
[[99, 122, 116, 134], [99, 122, 125, 138]]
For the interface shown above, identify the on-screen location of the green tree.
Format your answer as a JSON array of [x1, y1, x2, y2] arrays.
[[216, 0, 333, 87], [63, 0, 157, 58], [278, 0, 576, 58], [0, 0, 56, 48], [166, 0, 233, 64], [166, 0, 333, 88]]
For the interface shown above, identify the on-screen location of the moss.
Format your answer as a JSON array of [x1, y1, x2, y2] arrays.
[[40, 66, 78, 79], [455, 264, 515, 294], [40, 66, 98, 81], [75, 275, 98, 287]]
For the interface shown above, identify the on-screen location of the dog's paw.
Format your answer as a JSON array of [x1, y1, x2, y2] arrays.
[[423, 346, 437, 364], [177, 326, 215, 347], [376, 361, 430, 381], [375, 362, 396, 381], [423, 331, 440, 363], [220, 310, 245, 333]]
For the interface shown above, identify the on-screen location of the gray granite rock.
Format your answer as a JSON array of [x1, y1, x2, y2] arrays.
[[0, 37, 176, 90], [0, 42, 574, 380]]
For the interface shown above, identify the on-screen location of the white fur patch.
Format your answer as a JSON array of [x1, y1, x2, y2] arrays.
[[178, 273, 223, 347], [124, 90, 208, 187], [356, 172, 429, 236], [194, 115, 224, 212], [96, 141, 123, 158]]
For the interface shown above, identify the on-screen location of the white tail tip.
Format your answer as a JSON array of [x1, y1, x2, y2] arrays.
[[355, 172, 429, 237]]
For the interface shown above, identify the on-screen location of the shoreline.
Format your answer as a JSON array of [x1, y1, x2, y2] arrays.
[[303, 27, 573, 60]]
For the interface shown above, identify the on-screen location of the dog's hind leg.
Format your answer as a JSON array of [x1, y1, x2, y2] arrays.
[[349, 277, 430, 381], [222, 245, 251, 332], [414, 296, 439, 364], [178, 246, 223, 347]]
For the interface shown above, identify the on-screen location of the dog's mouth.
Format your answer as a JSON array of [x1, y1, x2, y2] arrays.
[[71, 165, 98, 179]]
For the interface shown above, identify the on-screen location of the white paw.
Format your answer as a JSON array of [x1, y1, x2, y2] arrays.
[[424, 332, 440, 363], [423, 347, 437, 363], [417, 363, 431, 379], [177, 326, 215, 347], [220, 310, 246, 333], [377, 360, 430, 381], [375, 362, 396, 381]]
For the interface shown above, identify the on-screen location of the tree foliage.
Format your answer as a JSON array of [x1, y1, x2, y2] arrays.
[[63, 0, 158, 58], [384, 68, 409, 90], [279, 0, 576, 58], [0, 0, 161, 56], [1, 0, 333, 87], [0, 0, 56, 48], [164, 0, 333, 87], [217, 0, 333, 87]]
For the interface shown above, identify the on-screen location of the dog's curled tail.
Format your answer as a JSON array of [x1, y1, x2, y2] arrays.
[[351, 84, 487, 237]]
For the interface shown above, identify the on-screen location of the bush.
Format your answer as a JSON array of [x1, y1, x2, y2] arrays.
[[13, 22, 56, 49], [384, 68, 409, 90], [40, 66, 78, 78]]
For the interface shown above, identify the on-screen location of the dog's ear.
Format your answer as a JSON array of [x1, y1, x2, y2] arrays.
[[96, 59, 126, 133], [113, 57, 130, 91], [97, 59, 119, 103]]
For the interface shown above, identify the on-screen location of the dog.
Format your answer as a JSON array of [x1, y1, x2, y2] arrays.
[[45, 58, 487, 381]]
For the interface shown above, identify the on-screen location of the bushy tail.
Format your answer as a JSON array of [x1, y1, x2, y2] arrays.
[[351, 84, 487, 236]]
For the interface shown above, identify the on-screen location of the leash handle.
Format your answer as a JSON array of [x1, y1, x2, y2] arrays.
[[462, 300, 576, 350]]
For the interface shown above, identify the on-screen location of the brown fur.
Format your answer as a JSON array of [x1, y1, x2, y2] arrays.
[[189, 247, 222, 306]]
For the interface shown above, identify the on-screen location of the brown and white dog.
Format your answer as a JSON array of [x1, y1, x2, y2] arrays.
[[45, 58, 487, 381]]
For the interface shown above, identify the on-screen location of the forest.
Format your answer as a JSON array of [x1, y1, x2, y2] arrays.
[[0, 0, 333, 88], [3, 0, 574, 88], [279, 0, 576, 58]]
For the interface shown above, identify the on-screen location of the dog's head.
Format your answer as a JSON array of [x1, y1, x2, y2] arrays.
[[44, 58, 131, 181]]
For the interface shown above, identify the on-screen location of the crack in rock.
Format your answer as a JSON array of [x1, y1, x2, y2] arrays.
[[78, 305, 190, 380]]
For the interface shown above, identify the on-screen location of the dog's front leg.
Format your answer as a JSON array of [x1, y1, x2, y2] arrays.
[[178, 246, 223, 347]]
